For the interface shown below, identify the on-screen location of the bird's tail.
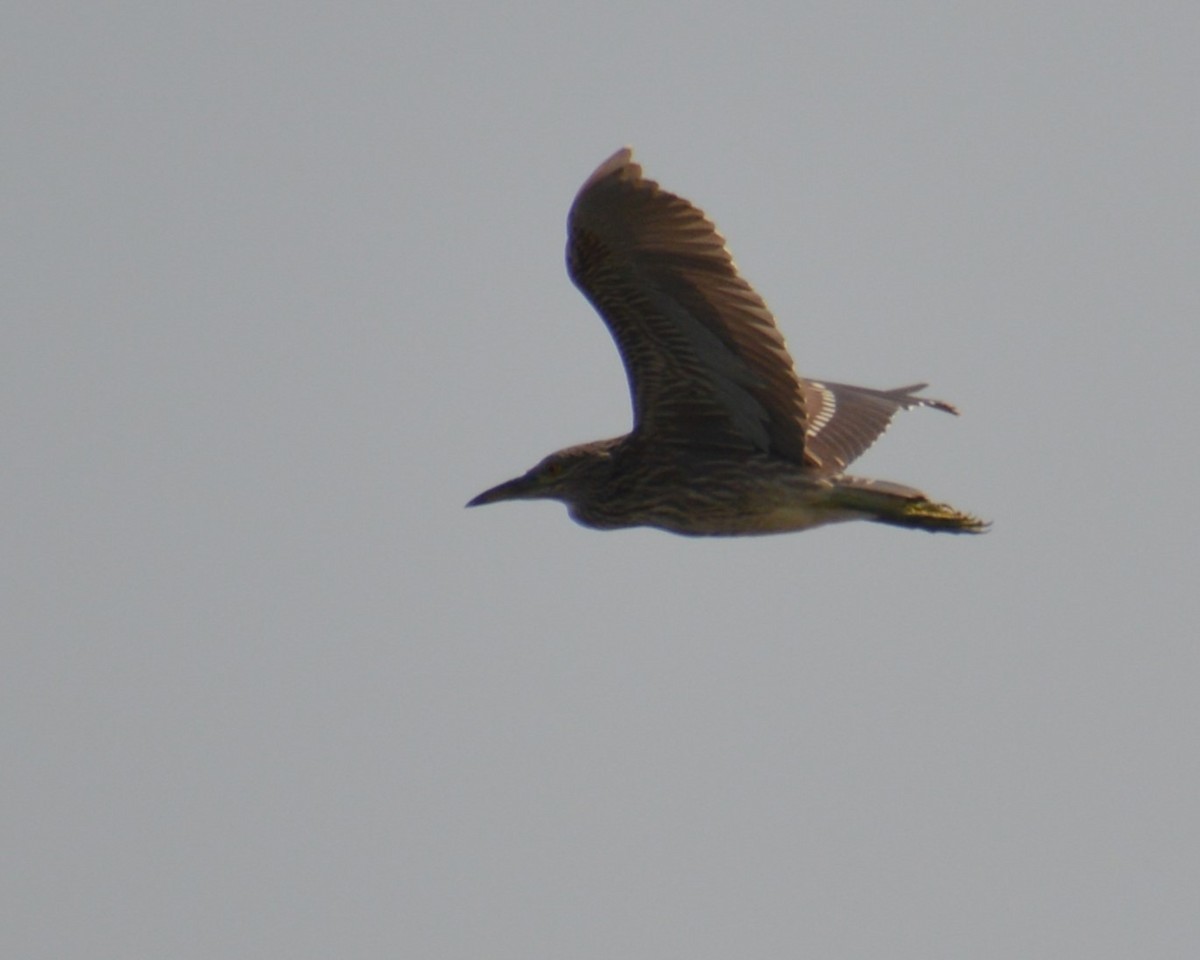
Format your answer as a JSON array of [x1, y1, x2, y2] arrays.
[[828, 478, 989, 534]]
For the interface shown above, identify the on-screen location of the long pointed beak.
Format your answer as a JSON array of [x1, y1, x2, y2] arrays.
[[466, 473, 538, 508]]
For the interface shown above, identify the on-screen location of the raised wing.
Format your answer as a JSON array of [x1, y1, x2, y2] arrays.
[[566, 148, 813, 464]]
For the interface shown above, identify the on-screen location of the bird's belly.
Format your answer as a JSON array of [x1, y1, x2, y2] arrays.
[[746, 503, 859, 534], [574, 465, 858, 537], [638, 499, 859, 537]]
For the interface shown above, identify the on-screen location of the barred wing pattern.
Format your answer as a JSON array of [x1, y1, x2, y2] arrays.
[[567, 148, 812, 464], [567, 148, 953, 474], [801, 380, 957, 473]]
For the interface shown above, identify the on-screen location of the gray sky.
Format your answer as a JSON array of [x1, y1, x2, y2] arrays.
[[5, 3, 1199, 958]]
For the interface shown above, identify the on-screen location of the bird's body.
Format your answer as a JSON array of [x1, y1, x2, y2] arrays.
[[469, 149, 986, 536]]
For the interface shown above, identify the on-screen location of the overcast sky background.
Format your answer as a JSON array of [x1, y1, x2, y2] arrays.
[[5, 3, 1199, 958]]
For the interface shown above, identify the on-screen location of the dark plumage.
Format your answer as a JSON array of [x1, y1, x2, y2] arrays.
[[469, 148, 986, 535]]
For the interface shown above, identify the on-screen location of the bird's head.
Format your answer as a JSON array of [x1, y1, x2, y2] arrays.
[[467, 441, 618, 511]]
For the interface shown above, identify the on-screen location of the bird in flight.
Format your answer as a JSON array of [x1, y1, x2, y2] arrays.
[[469, 148, 986, 535]]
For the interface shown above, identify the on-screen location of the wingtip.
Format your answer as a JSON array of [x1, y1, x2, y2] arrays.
[[578, 146, 638, 192], [896, 384, 960, 416], [606, 145, 635, 166]]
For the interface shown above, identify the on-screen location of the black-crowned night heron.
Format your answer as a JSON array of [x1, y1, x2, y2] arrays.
[[469, 148, 986, 536]]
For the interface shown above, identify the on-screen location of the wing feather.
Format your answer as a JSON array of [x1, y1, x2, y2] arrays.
[[567, 148, 812, 463], [801, 381, 958, 473]]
